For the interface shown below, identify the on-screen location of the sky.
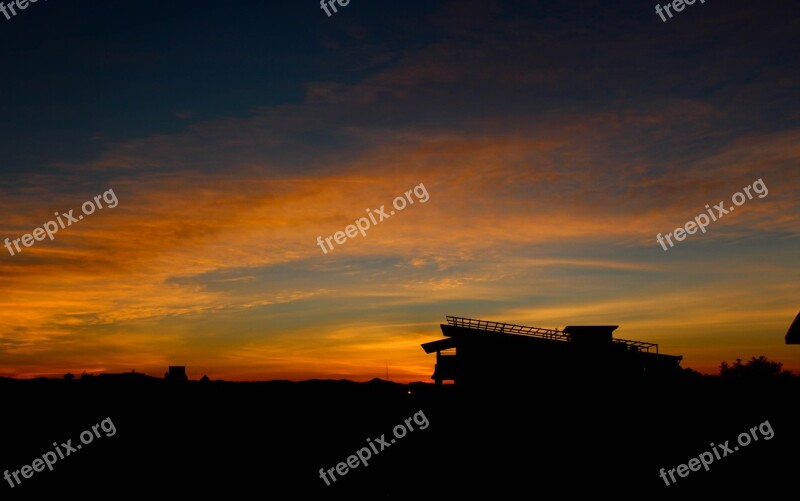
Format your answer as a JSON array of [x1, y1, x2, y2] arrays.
[[1, 0, 798, 382]]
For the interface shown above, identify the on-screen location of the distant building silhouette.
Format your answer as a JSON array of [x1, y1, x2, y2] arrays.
[[165, 366, 188, 382], [421, 316, 684, 386], [786, 311, 800, 344]]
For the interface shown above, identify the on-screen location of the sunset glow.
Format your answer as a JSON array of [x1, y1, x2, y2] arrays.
[[1, 1, 798, 382]]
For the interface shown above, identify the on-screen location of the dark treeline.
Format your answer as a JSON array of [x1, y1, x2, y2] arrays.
[[1, 358, 798, 498]]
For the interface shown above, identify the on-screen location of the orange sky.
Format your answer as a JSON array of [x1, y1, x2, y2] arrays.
[[1, 123, 798, 381], [1, 0, 799, 383]]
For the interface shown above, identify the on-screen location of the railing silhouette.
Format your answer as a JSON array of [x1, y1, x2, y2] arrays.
[[445, 316, 658, 353]]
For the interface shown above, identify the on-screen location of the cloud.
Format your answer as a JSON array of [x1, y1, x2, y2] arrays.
[[2, 0, 799, 379]]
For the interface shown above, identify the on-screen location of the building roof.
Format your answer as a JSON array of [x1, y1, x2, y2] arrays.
[[421, 337, 458, 354], [433, 316, 661, 353], [786, 311, 800, 344]]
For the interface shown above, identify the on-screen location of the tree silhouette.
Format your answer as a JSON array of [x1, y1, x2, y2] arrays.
[[719, 356, 793, 380]]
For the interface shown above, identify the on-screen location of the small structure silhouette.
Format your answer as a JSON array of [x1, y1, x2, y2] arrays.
[[165, 366, 188, 382], [421, 316, 684, 386], [785, 311, 800, 344]]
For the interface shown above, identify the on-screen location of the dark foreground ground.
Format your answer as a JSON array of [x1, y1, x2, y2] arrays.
[[1, 373, 797, 498]]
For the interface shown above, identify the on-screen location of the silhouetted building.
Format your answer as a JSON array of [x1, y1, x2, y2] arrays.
[[421, 316, 684, 386], [786, 311, 800, 344], [165, 366, 188, 382]]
